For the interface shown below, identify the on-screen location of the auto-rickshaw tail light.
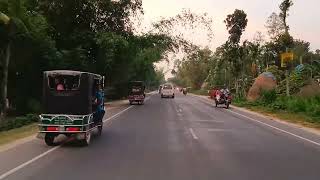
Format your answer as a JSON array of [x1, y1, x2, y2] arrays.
[[66, 127, 80, 132], [47, 127, 59, 131]]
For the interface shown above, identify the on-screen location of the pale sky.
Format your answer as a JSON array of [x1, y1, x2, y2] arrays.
[[141, 0, 319, 49], [140, 0, 320, 78]]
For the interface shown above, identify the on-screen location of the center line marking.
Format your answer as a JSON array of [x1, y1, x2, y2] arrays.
[[208, 129, 229, 132], [195, 120, 224, 123], [189, 128, 199, 140]]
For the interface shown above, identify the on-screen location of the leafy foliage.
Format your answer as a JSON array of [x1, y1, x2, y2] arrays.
[[0, 0, 169, 116], [173, 0, 318, 102], [224, 9, 248, 45]]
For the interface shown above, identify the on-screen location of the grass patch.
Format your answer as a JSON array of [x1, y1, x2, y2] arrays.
[[190, 89, 209, 96], [0, 123, 38, 146], [233, 98, 320, 129]]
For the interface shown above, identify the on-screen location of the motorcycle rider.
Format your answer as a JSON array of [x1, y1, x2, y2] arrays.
[[218, 85, 229, 100], [182, 87, 187, 95]]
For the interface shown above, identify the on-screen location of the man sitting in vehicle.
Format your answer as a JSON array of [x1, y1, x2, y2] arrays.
[[55, 78, 64, 91]]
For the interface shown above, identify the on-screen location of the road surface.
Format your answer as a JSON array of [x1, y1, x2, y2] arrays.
[[0, 92, 320, 180]]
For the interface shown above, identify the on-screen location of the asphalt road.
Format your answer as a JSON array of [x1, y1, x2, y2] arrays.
[[0, 92, 320, 180]]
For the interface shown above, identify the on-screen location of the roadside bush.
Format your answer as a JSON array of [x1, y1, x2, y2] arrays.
[[0, 114, 39, 131], [268, 96, 288, 110], [234, 93, 320, 124], [286, 97, 307, 113], [305, 97, 320, 121], [260, 89, 277, 105]]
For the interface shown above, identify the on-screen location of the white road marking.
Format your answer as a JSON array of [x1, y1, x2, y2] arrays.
[[103, 106, 134, 123], [0, 146, 59, 180], [191, 94, 320, 147], [195, 120, 224, 123], [207, 129, 229, 132], [189, 128, 199, 140], [229, 110, 320, 147], [0, 100, 140, 180]]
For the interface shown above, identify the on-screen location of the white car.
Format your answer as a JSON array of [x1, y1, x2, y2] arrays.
[[161, 84, 175, 98]]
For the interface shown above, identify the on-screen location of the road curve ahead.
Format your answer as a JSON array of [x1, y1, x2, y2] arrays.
[[1, 92, 320, 180]]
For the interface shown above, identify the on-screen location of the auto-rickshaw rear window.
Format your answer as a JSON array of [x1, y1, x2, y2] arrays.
[[48, 75, 80, 91], [163, 84, 172, 89]]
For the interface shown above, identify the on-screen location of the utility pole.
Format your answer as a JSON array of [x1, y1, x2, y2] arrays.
[[285, 69, 290, 96], [281, 48, 293, 97]]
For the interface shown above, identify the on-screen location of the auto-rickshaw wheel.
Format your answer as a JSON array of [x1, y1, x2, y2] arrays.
[[80, 132, 91, 146], [45, 133, 57, 146], [225, 101, 230, 109]]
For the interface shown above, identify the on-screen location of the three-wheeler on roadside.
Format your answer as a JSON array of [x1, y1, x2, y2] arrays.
[[128, 81, 145, 105], [38, 70, 105, 146]]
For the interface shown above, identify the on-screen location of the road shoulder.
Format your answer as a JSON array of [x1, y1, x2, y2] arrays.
[[190, 93, 320, 136]]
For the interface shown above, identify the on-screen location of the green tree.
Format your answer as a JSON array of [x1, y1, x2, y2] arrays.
[[265, 12, 285, 40], [174, 48, 212, 89], [0, 0, 30, 118], [279, 0, 293, 34], [224, 9, 248, 96]]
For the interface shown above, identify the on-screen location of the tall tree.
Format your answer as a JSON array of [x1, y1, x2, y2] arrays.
[[224, 9, 248, 96], [224, 9, 248, 45], [279, 0, 293, 34], [0, 0, 29, 118], [265, 12, 285, 40]]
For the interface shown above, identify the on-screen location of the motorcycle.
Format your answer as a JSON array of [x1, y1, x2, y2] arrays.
[[182, 88, 187, 95], [213, 89, 232, 109]]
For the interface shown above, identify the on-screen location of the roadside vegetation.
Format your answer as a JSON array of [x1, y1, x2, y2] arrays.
[[170, 0, 320, 126], [234, 91, 320, 126], [0, 0, 214, 141]]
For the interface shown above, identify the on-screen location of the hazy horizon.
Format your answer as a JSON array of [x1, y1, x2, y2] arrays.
[[139, 0, 320, 79]]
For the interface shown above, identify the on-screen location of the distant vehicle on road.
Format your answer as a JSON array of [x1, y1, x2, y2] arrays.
[[182, 88, 187, 95], [161, 84, 175, 98], [213, 88, 232, 109], [159, 85, 163, 94], [128, 81, 145, 105], [39, 70, 105, 146]]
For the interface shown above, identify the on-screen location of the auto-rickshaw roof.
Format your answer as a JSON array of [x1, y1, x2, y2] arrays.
[[129, 81, 145, 86], [44, 70, 102, 79]]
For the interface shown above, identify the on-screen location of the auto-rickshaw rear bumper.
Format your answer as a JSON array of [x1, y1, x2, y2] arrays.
[[38, 114, 96, 138]]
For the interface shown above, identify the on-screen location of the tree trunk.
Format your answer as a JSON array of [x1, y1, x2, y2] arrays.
[[235, 78, 239, 98], [0, 42, 11, 120]]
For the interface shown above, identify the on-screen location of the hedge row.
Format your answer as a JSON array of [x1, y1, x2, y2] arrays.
[[0, 114, 39, 131], [235, 91, 320, 123]]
